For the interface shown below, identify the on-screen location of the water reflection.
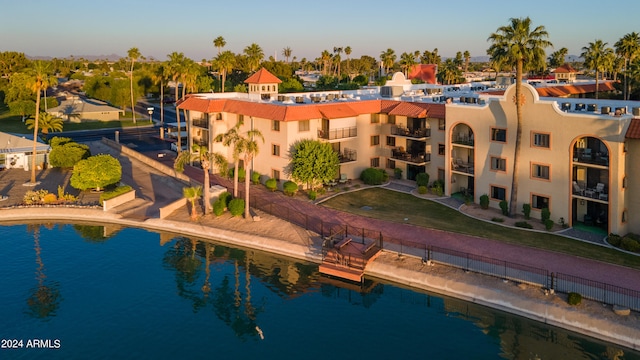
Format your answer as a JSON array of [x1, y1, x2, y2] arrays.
[[25, 224, 61, 320], [73, 224, 122, 243]]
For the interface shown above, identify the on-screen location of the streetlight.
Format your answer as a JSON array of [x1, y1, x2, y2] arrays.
[[147, 107, 154, 123]]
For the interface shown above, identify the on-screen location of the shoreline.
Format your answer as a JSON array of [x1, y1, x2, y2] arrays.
[[1, 207, 638, 351]]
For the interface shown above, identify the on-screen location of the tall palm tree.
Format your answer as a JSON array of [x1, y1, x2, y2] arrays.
[[547, 47, 568, 68], [344, 46, 352, 77], [243, 43, 264, 73], [380, 48, 396, 75], [152, 63, 166, 125], [166, 52, 187, 154], [214, 121, 243, 197], [213, 36, 226, 55], [581, 40, 613, 100], [25, 61, 57, 185], [183, 186, 203, 220], [282, 47, 292, 63], [215, 51, 236, 92], [333, 47, 343, 78], [615, 32, 640, 100], [237, 127, 264, 219], [26, 225, 61, 319], [127, 47, 142, 123], [26, 112, 63, 136], [463, 50, 471, 73], [175, 143, 227, 214], [320, 50, 331, 75], [399, 52, 416, 77], [488, 17, 552, 217]]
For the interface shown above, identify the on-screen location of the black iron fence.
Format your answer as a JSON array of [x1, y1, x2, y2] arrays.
[[224, 185, 640, 311]]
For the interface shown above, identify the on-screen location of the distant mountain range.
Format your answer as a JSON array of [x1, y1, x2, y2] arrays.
[[28, 54, 123, 61]]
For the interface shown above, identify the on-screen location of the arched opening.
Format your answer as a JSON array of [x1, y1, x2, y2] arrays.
[[450, 123, 475, 198], [571, 136, 609, 234]]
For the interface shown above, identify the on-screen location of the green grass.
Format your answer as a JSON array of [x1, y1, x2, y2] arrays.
[[321, 187, 640, 270]]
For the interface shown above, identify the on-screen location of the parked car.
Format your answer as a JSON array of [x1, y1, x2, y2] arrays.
[[170, 142, 187, 152]]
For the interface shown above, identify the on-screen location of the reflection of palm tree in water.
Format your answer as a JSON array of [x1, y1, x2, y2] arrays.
[[26, 225, 61, 319], [201, 243, 212, 296]]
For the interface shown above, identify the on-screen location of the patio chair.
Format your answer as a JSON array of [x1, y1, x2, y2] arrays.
[[572, 181, 584, 196], [338, 173, 348, 184]]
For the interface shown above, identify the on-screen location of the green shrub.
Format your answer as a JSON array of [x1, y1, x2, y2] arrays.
[[394, 167, 402, 179], [42, 193, 58, 204], [49, 136, 73, 148], [265, 178, 277, 192], [360, 168, 387, 185], [522, 203, 531, 220], [541, 208, 551, 223], [418, 185, 427, 194], [567, 292, 582, 306], [479, 194, 489, 209], [515, 221, 533, 229], [23, 189, 49, 205], [544, 219, 554, 231], [607, 233, 622, 247], [491, 217, 504, 222], [228, 198, 245, 216], [415, 172, 429, 187], [251, 171, 261, 185], [213, 199, 225, 216], [283, 181, 298, 196], [431, 180, 444, 196], [499, 200, 509, 216], [308, 190, 317, 200], [218, 192, 232, 207], [99, 185, 133, 205], [621, 237, 640, 253], [229, 167, 246, 182], [49, 142, 91, 168]]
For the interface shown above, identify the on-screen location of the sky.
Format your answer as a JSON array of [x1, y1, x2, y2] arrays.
[[2, 0, 640, 62]]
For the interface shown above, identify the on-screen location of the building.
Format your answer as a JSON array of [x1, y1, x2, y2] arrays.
[[177, 68, 640, 236], [47, 94, 123, 122], [0, 132, 50, 170], [552, 63, 578, 83]]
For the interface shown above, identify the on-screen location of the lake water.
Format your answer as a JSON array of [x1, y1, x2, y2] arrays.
[[0, 223, 637, 360]]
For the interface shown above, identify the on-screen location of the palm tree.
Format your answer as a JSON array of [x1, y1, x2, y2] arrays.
[[152, 63, 166, 125], [282, 47, 292, 63], [183, 186, 203, 220], [320, 50, 331, 75], [175, 143, 227, 214], [581, 40, 614, 100], [488, 17, 552, 217], [547, 47, 568, 68], [463, 50, 471, 73], [333, 47, 343, 78], [26, 225, 61, 319], [399, 52, 416, 77], [26, 112, 63, 136], [344, 46, 352, 77], [215, 51, 236, 92], [166, 52, 186, 154], [615, 32, 640, 100], [237, 126, 264, 219], [380, 48, 396, 75], [214, 121, 243, 197], [243, 43, 264, 72], [438, 58, 461, 85], [127, 47, 142, 123], [25, 61, 57, 185], [213, 36, 226, 55]]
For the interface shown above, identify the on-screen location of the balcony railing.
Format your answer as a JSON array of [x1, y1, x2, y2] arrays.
[[338, 148, 357, 163], [390, 126, 431, 139], [390, 149, 431, 164], [192, 119, 209, 129], [573, 149, 609, 166], [318, 126, 357, 140], [452, 134, 474, 146], [451, 161, 474, 174], [572, 181, 608, 201]]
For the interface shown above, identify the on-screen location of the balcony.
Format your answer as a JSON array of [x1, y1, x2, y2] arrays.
[[451, 159, 474, 175], [573, 148, 608, 167], [452, 133, 474, 146], [192, 119, 209, 129], [572, 181, 608, 202], [390, 148, 431, 164], [337, 148, 357, 163], [390, 125, 431, 139], [318, 126, 357, 140]]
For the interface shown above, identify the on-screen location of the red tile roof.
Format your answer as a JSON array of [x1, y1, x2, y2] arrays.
[[407, 64, 437, 84], [626, 119, 640, 139], [553, 63, 577, 73], [483, 81, 617, 97], [244, 68, 282, 84]]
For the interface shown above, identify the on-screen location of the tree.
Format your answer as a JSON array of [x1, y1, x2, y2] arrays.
[[174, 143, 227, 214], [213, 36, 226, 55], [166, 52, 187, 154], [615, 32, 640, 100], [333, 47, 343, 77], [320, 50, 331, 75], [215, 121, 243, 197], [237, 128, 264, 219], [183, 186, 203, 220], [344, 46, 352, 77], [547, 47, 568, 68], [26, 112, 63, 136], [243, 43, 264, 72], [289, 139, 339, 190], [380, 48, 396, 75], [581, 40, 613, 99], [282, 47, 292, 63], [70, 154, 122, 191], [488, 17, 552, 217], [49, 141, 91, 168], [0, 51, 29, 78], [214, 51, 236, 92], [399, 52, 416, 77], [463, 50, 471, 73], [127, 47, 142, 123], [25, 61, 58, 185]]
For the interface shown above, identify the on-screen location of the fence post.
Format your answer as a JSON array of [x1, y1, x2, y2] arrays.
[[550, 272, 555, 293]]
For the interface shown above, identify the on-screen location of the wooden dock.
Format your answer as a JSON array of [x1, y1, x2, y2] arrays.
[[319, 237, 381, 282]]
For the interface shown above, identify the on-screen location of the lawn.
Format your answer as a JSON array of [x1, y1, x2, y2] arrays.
[[321, 187, 640, 269]]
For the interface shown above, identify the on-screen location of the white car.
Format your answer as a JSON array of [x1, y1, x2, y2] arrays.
[[170, 142, 187, 152]]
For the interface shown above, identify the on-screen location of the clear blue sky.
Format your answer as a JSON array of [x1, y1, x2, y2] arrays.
[[2, 0, 639, 61]]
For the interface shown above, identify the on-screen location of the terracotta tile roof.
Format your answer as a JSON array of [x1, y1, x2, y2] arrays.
[[626, 119, 640, 139], [177, 96, 225, 112], [553, 63, 577, 73], [316, 103, 360, 119], [407, 64, 437, 84], [380, 100, 445, 118], [535, 82, 616, 97], [244, 68, 282, 84]]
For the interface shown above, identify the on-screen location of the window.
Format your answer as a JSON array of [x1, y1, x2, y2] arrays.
[[371, 135, 380, 146], [388, 115, 396, 125], [438, 144, 445, 155], [490, 157, 506, 171], [272, 120, 280, 131], [386, 136, 396, 146], [532, 194, 549, 210], [491, 128, 506, 142], [622, 210, 628, 223], [371, 114, 380, 123], [532, 164, 550, 180], [272, 169, 280, 181], [298, 120, 310, 132], [386, 159, 396, 169], [271, 144, 280, 156], [491, 186, 506, 201], [371, 157, 380, 167], [216, 113, 223, 120], [438, 118, 445, 130], [437, 168, 445, 182], [533, 133, 550, 148]]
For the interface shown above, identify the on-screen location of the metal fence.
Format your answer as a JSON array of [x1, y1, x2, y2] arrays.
[[228, 186, 640, 311]]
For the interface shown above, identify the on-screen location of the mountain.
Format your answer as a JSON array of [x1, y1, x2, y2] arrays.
[[27, 53, 123, 61]]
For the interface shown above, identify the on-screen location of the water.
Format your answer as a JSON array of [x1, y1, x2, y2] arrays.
[[0, 223, 637, 360]]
